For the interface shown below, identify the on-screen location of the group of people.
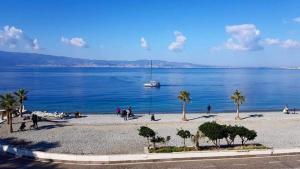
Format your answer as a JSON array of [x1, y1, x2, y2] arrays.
[[116, 106, 134, 120], [283, 105, 296, 114], [19, 113, 39, 131]]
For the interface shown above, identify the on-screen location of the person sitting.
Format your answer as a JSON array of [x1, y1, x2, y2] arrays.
[[151, 114, 155, 121], [19, 122, 26, 131], [75, 112, 81, 118]]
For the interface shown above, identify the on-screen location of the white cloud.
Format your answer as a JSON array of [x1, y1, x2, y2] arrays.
[[61, 37, 88, 48], [168, 31, 187, 52], [140, 37, 150, 50], [263, 38, 300, 49], [281, 39, 300, 48], [293, 17, 300, 23], [31, 39, 40, 50], [263, 38, 281, 45], [224, 24, 263, 51], [0, 25, 40, 50]]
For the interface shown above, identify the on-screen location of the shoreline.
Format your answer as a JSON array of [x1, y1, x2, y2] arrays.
[[54, 109, 287, 115]]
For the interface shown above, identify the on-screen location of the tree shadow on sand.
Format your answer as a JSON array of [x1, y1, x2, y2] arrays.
[[0, 137, 60, 151], [241, 114, 264, 120], [188, 114, 217, 121]]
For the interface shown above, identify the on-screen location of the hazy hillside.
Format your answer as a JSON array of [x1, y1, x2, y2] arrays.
[[0, 51, 208, 68]]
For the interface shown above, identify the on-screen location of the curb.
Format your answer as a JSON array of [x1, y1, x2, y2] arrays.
[[1, 143, 300, 163]]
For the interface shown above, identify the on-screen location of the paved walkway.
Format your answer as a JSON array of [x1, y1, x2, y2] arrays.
[[2, 152, 300, 169]]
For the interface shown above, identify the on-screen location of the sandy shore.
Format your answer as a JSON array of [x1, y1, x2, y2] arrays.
[[1, 111, 300, 155]]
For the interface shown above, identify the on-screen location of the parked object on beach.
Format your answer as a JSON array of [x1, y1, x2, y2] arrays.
[[32, 111, 68, 120], [283, 105, 289, 114], [178, 90, 191, 121], [231, 90, 245, 120]]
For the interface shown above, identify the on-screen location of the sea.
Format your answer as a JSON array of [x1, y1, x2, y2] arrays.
[[0, 67, 300, 114]]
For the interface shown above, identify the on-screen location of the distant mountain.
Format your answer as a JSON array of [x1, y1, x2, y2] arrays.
[[0, 51, 209, 68]]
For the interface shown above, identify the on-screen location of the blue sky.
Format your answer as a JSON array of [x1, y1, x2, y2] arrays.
[[1, 0, 300, 67]]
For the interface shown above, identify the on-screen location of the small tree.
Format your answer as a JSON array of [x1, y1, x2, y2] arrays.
[[199, 122, 227, 148], [236, 126, 257, 145], [177, 129, 191, 147], [191, 130, 204, 150], [224, 125, 239, 146], [0, 93, 17, 133], [178, 90, 191, 121], [150, 136, 166, 149], [138, 126, 155, 148], [230, 90, 245, 120]]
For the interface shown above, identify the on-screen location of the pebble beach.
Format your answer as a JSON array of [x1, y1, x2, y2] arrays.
[[1, 111, 300, 155]]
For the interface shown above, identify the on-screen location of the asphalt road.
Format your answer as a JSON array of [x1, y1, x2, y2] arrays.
[[2, 152, 300, 169]]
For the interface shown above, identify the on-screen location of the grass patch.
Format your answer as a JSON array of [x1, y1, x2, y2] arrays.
[[149, 144, 268, 153]]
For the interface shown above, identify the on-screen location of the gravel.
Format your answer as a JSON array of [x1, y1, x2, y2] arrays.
[[1, 112, 300, 155]]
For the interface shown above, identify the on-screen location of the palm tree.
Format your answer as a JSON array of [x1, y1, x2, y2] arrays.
[[0, 93, 17, 133], [230, 89, 245, 120], [178, 90, 191, 121], [14, 89, 28, 117]]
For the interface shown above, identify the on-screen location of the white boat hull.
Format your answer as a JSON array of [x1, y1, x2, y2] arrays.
[[144, 81, 160, 87]]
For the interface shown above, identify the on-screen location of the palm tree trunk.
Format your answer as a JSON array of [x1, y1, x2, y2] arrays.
[[7, 111, 9, 124], [236, 104, 240, 120], [182, 103, 187, 121], [20, 102, 23, 117], [9, 111, 13, 133]]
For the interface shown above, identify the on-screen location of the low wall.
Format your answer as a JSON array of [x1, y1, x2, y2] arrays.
[[1, 143, 300, 163]]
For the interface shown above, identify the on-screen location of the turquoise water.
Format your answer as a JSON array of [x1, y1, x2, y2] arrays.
[[0, 67, 300, 113]]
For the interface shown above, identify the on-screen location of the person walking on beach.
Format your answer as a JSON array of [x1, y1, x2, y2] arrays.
[[116, 107, 121, 116], [32, 114, 38, 129], [207, 104, 211, 114]]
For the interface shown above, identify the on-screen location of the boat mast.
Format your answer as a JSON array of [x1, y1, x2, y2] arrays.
[[150, 59, 152, 80]]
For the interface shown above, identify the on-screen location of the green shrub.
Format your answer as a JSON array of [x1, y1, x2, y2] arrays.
[[224, 125, 239, 146], [235, 126, 257, 145], [199, 122, 227, 147], [138, 126, 155, 147], [149, 146, 195, 153], [177, 129, 191, 147], [150, 136, 171, 148]]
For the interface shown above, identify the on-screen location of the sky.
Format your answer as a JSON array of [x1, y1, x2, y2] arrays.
[[0, 0, 300, 67]]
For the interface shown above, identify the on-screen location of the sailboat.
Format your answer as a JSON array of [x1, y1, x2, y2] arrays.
[[144, 60, 160, 87]]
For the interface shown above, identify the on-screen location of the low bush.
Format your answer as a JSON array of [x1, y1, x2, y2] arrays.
[[177, 129, 191, 147], [235, 126, 257, 145], [138, 126, 156, 148], [199, 122, 227, 147], [199, 122, 257, 147]]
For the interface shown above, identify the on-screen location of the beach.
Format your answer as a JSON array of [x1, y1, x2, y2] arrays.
[[1, 111, 300, 155]]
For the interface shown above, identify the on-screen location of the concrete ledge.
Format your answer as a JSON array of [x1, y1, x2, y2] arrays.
[[1, 143, 300, 163]]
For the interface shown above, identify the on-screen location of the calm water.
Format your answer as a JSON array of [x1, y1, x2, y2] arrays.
[[0, 67, 300, 114]]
